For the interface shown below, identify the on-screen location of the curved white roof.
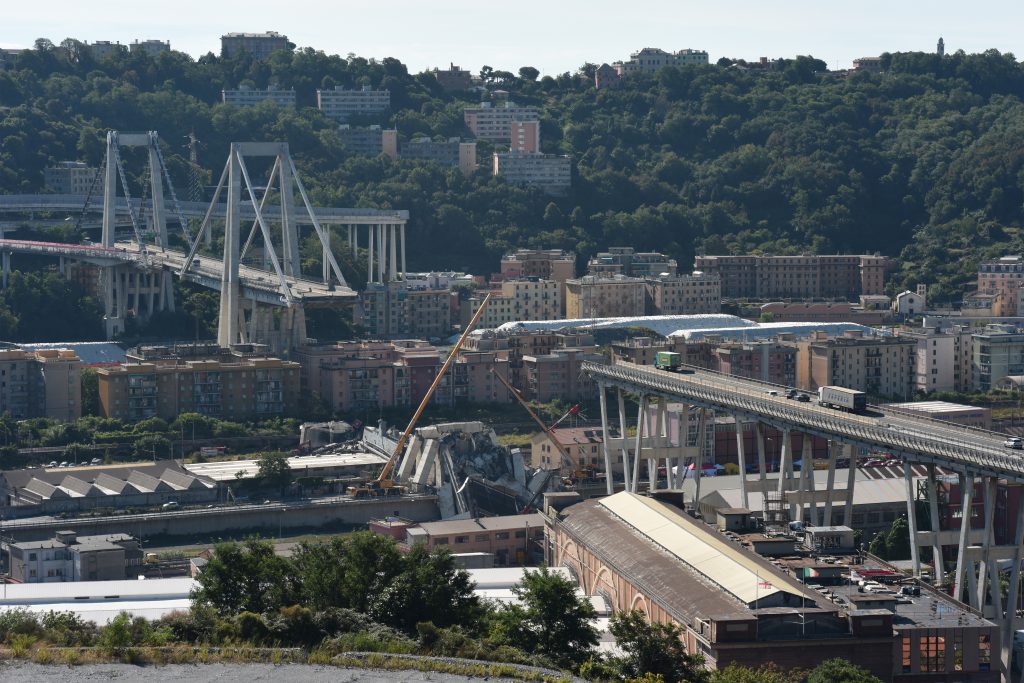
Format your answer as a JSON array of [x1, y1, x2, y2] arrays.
[[488, 315, 885, 340]]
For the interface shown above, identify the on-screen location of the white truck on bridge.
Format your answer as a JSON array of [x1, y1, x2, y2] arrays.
[[818, 385, 867, 413]]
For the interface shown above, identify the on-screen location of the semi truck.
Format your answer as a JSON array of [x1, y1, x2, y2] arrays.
[[655, 351, 694, 373], [817, 385, 867, 413]]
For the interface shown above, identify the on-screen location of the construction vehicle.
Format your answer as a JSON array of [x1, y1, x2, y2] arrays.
[[347, 294, 492, 499]]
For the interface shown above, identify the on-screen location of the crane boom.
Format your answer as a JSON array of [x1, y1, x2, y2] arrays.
[[490, 368, 578, 470], [377, 293, 492, 483]]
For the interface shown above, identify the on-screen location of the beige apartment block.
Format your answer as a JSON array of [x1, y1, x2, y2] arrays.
[[646, 273, 721, 315], [613, 47, 709, 75], [98, 349, 299, 421], [976, 255, 1024, 316], [587, 247, 678, 278], [565, 275, 647, 319], [44, 162, 97, 194], [493, 152, 571, 195], [694, 254, 892, 299], [464, 279, 561, 328], [0, 345, 81, 421], [510, 119, 540, 154], [405, 514, 545, 566], [501, 249, 576, 316], [520, 348, 606, 402], [463, 102, 539, 142], [317, 86, 390, 122], [796, 330, 916, 398]]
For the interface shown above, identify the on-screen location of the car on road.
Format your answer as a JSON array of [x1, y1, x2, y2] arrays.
[[795, 393, 811, 402], [765, 390, 779, 396], [161, 501, 180, 511], [1005, 437, 1023, 449]]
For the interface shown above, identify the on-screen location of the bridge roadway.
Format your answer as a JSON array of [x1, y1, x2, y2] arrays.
[[0, 239, 356, 305], [0, 194, 409, 225], [583, 360, 1024, 483]]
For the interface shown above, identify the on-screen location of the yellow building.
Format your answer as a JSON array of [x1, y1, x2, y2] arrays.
[[464, 279, 561, 328], [565, 275, 646, 319], [0, 345, 81, 422]]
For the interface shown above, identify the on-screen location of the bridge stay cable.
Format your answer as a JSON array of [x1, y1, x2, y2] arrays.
[[235, 153, 293, 305], [151, 132, 195, 250], [109, 142, 150, 265]]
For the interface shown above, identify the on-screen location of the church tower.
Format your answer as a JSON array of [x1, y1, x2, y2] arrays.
[[937, 37, 945, 57]]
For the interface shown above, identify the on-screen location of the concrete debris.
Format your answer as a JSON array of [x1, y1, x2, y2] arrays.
[[395, 421, 563, 518]]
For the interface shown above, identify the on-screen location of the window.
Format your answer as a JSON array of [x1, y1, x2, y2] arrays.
[[28, 553, 36, 561], [454, 536, 468, 544], [433, 537, 448, 545], [514, 530, 526, 539], [495, 532, 510, 540], [475, 534, 488, 543]]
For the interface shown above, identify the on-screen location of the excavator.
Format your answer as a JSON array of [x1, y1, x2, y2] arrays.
[[347, 294, 492, 499]]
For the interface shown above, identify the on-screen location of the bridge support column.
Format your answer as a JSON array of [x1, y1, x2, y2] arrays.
[[977, 477, 998, 614], [367, 225, 375, 284], [903, 460, 921, 578], [217, 146, 242, 348], [822, 440, 838, 526], [926, 464, 945, 586], [648, 400, 664, 493], [800, 435, 818, 526], [843, 444, 857, 528], [597, 384, 614, 495], [616, 389, 631, 493], [400, 223, 406, 279], [999, 490, 1024, 677], [734, 415, 749, 509], [389, 224, 398, 282], [632, 394, 648, 493], [954, 473, 974, 601], [777, 429, 793, 520], [755, 422, 768, 491]]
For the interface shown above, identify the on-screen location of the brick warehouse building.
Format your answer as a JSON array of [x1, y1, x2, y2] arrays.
[[546, 492, 999, 681]]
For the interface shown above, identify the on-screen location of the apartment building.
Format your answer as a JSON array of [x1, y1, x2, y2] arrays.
[[8, 531, 142, 583], [501, 249, 576, 316], [337, 125, 387, 156], [402, 137, 477, 176], [694, 254, 892, 299], [293, 340, 511, 412], [521, 348, 607, 402], [463, 278, 561, 329], [130, 40, 170, 56], [317, 86, 390, 122], [493, 152, 571, 195], [510, 120, 540, 154], [0, 345, 81, 421], [463, 102, 540, 142], [898, 325, 974, 393], [587, 247, 678, 278], [646, 273, 721, 315], [432, 63, 473, 91], [87, 41, 125, 60], [713, 341, 798, 386], [222, 85, 296, 108], [565, 275, 647, 319], [44, 162, 97, 194], [972, 324, 1024, 391], [221, 32, 290, 60], [976, 255, 1024, 316], [97, 344, 299, 421], [797, 330, 916, 398], [613, 47, 709, 75], [594, 63, 621, 90], [358, 281, 453, 339]]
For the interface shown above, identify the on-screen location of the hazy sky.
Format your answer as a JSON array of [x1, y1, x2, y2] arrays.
[[4, 0, 1023, 75]]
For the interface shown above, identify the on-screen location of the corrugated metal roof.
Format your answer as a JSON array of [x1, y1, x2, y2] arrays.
[[600, 492, 811, 606], [20, 341, 127, 366]]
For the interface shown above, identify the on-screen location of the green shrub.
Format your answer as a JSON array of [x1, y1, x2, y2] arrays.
[[0, 608, 43, 643]]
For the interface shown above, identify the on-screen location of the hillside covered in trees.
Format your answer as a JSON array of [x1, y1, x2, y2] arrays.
[[2, 40, 1024, 304]]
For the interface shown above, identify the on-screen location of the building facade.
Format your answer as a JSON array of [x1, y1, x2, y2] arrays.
[[222, 86, 296, 107], [432, 63, 473, 91], [401, 137, 477, 176], [357, 281, 453, 339], [463, 102, 540, 142], [463, 278, 562, 329], [493, 152, 571, 195], [509, 120, 540, 154], [221, 32, 290, 60], [588, 247, 678, 278], [614, 47, 709, 75], [9, 531, 142, 583], [520, 348, 606, 402], [594, 63, 621, 89], [797, 330, 917, 398], [713, 341, 798, 386], [565, 275, 647, 319], [44, 162, 97, 194], [972, 325, 1024, 391], [317, 86, 390, 122], [694, 254, 892, 300], [645, 274, 721, 315], [976, 256, 1024, 316], [0, 345, 81, 421], [97, 345, 300, 421]]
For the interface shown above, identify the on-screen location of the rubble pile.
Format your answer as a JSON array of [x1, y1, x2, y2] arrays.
[[394, 421, 559, 519]]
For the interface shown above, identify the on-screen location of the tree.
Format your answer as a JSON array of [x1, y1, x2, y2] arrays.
[[711, 664, 800, 683], [492, 564, 598, 669], [192, 538, 295, 614], [806, 659, 883, 683], [134, 434, 171, 459], [256, 451, 292, 494], [518, 66, 540, 82], [369, 544, 482, 634], [608, 609, 708, 683], [80, 368, 100, 417]]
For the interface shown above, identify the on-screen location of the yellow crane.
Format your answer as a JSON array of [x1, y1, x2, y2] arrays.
[[348, 294, 492, 498]]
